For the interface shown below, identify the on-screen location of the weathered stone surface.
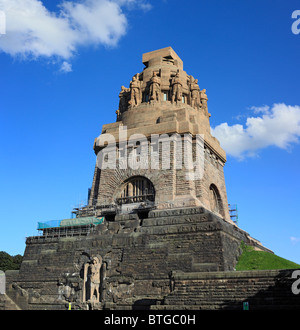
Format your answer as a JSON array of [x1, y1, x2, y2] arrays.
[[161, 269, 300, 310], [3, 206, 277, 310], [2, 47, 292, 311], [91, 47, 230, 220]]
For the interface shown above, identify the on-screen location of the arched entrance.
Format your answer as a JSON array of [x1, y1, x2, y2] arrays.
[[116, 176, 155, 205]]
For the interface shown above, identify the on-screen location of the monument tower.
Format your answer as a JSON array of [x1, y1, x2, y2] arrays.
[[87, 47, 231, 222], [5, 48, 274, 310]]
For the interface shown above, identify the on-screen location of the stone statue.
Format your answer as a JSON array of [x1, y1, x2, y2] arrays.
[[119, 86, 130, 113], [200, 89, 210, 116], [149, 71, 161, 102], [171, 70, 183, 104], [116, 109, 121, 122], [129, 75, 141, 106], [200, 89, 208, 108], [190, 78, 201, 108], [83, 256, 102, 303]]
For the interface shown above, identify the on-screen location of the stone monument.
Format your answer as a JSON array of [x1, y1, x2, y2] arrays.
[[4, 47, 298, 311]]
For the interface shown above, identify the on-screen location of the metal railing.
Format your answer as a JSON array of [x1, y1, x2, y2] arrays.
[[116, 193, 155, 205]]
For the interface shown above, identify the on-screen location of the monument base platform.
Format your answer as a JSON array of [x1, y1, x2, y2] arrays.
[[3, 206, 284, 310]]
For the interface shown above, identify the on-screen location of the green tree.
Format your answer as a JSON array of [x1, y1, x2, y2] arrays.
[[0, 251, 23, 271]]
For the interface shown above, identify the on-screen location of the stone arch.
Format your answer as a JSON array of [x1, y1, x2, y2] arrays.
[[96, 159, 161, 205], [209, 184, 224, 217], [114, 175, 155, 205]]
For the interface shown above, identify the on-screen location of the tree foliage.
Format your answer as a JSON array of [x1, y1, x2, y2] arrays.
[[0, 251, 23, 272]]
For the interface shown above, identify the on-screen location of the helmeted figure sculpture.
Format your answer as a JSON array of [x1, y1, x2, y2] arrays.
[[118, 86, 130, 113], [83, 256, 102, 303], [200, 88, 209, 115], [149, 72, 161, 102], [171, 70, 183, 104], [129, 75, 141, 106], [190, 78, 201, 109]]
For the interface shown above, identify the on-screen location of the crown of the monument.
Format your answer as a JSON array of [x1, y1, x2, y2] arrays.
[[142, 46, 183, 69], [116, 46, 209, 121], [97, 47, 226, 163]]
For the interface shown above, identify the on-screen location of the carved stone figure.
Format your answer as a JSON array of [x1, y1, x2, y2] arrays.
[[190, 78, 201, 108], [118, 86, 130, 113], [171, 70, 183, 104], [116, 109, 121, 122], [129, 75, 141, 106], [83, 256, 102, 303], [149, 72, 161, 102], [200, 89, 208, 110], [58, 274, 78, 302]]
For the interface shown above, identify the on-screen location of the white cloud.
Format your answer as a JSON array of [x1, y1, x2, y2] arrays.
[[211, 103, 300, 159], [60, 0, 127, 47], [116, 0, 152, 11], [0, 0, 76, 58], [248, 105, 270, 114], [60, 61, 72, 73], [0, 0, 149, 67]]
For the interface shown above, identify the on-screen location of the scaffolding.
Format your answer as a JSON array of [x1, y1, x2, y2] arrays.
[[228, 204, 238, 225], [72, 197, 156, 218], [36, 217, 104, 239]]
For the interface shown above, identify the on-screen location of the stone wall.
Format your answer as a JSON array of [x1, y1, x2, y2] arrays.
[[3, 207, 272, 310], [4, 267, 300, 310], [90, 135, 230, 221], [90, 47, 230, 219], [160, 269, 300, 310]]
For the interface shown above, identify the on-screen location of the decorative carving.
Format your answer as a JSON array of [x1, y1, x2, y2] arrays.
[[116, 109, 121, 122], [200, 88, 209, 115], [171, 70, 183, 104], [118, 86, 130, 113], [149, 72, 161, 102], [83, 256, 102, 303], [190, 78, 201, 109], [58, 274, 79, 302], [129, 75, 141, 106]]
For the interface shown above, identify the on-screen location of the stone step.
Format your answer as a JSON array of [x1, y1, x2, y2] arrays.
[[192, 263, 218, 272]]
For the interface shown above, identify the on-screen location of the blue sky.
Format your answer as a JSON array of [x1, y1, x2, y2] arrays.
[[1, 0, 300, 264]]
